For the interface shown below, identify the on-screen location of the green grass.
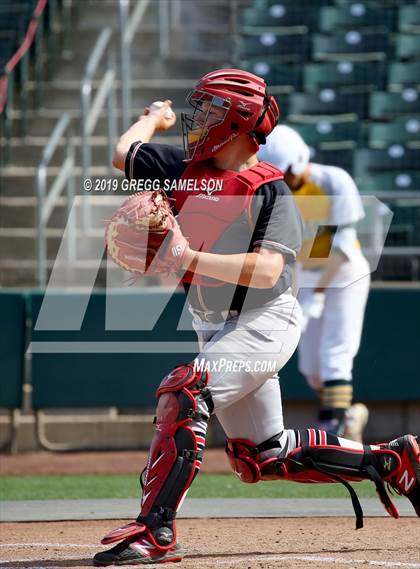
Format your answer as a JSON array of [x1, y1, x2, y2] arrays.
[[0, 474, 376, 501]]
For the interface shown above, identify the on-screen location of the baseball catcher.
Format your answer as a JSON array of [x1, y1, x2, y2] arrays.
[[95, 69, 420, 566]]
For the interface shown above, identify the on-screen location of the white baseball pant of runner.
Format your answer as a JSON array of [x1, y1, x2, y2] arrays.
[[297, 263, 370, 388]]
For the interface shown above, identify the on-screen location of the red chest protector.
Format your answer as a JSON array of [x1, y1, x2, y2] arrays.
[[173, 161, 283, 286]]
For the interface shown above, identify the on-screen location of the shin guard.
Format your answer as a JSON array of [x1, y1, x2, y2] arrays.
[[102, 363, 212, 548], [226, 429, 403, 529]]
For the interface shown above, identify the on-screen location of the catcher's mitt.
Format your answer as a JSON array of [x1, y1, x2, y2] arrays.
[[105, 190, 189, 275]]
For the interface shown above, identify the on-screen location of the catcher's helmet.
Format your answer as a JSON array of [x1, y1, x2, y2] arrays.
[[259, 125, 311, 175], [181, 68, 279, 162]]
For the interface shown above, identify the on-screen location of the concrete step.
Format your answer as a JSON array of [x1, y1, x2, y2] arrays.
[[2, 134, 182, 168], [75, 1, 159, 30], [9, 108, 188, 138], [0, 234, 57, 262], [2, 171, 63, 197], [0, 229, 107, 261], [1, 199, 68, 229], [175, 29, 231, 56], [75, 0, 231, 31], [45, 78, 197, 91], [1, 166, 110, 196], [0, 170, 164, 199], [0, 263, 37, 287], [37, 85, 191, 112], [61, 28, 231, 59], [177, 0, 232, 28], [66, 30, 159, 58], [72, 19, 230, 36], [1, 172, 131, 197], [0, 195, 127, 229], [51, 56, 232, 82]]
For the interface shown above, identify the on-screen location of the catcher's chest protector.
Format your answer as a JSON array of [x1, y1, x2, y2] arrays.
[[174, 161, 283, 285]]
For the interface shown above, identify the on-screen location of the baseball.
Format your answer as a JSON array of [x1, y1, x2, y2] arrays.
[[149, 100, 175, 119]]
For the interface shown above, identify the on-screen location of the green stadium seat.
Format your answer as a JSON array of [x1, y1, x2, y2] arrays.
[[388, 61, 420, 91], [304, 61, 386, 93], [385, 204, 420, 247], [368, 118, 420, 148], [289, 118, 360, 148], [398, 6, 420, 33], [369, 90, 420, 119], [396, 34, 420, 60], [312, 32, 391, 62], [374, 256, 420, 281], [336, 0, 413, 5], [310, 147, 354, 172], [319, 3, 394, 33], [251, 0, 329, 6], [273, 93, 290, 116], [239, 4, 318, 30], [357, 172, 420, 193], [0, 44, 14, 71], [354, 146, 420, 178], [240, 60, 302, 91], [239, 30, 309, 61], [287, 90, 368, 120], [0, 4, 32, 59]]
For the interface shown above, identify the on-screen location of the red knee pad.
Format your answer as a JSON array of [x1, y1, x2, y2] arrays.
[[226, 439, 261, 483], [225, 438, 287, 483]]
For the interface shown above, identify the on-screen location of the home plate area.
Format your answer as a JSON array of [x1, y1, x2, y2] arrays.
[[1, 518, 419, 569]]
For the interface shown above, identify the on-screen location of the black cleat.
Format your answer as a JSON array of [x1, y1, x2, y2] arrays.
[[93, 538, 183, 566]]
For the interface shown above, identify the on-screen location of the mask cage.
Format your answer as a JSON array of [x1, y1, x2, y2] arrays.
[[181, 90, 231, 161]]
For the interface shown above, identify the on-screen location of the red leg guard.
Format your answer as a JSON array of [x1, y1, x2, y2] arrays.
[[102, 363, 212, 548], [226, 430, 405, 529]]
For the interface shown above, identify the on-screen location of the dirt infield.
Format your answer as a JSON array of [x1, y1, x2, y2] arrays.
[[1, 518, 419, 568], [0, 449, 230, 475], [1, 452, 419, 568]]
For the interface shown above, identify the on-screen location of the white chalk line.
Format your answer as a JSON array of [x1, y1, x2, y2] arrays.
[[0, 546, 419, 569], [202, 555, 420, 568], [0, 543, 98, 548]]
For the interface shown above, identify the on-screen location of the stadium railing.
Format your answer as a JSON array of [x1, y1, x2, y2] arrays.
[[80, 27, 117, 230], [118, 0, 151, 131], [35, 113, 75, 289]]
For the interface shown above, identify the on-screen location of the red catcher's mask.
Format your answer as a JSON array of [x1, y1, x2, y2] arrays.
[[181, 69, 279, 162]]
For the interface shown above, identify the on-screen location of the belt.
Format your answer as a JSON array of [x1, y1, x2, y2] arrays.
[[192, 309, 239, 324]]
